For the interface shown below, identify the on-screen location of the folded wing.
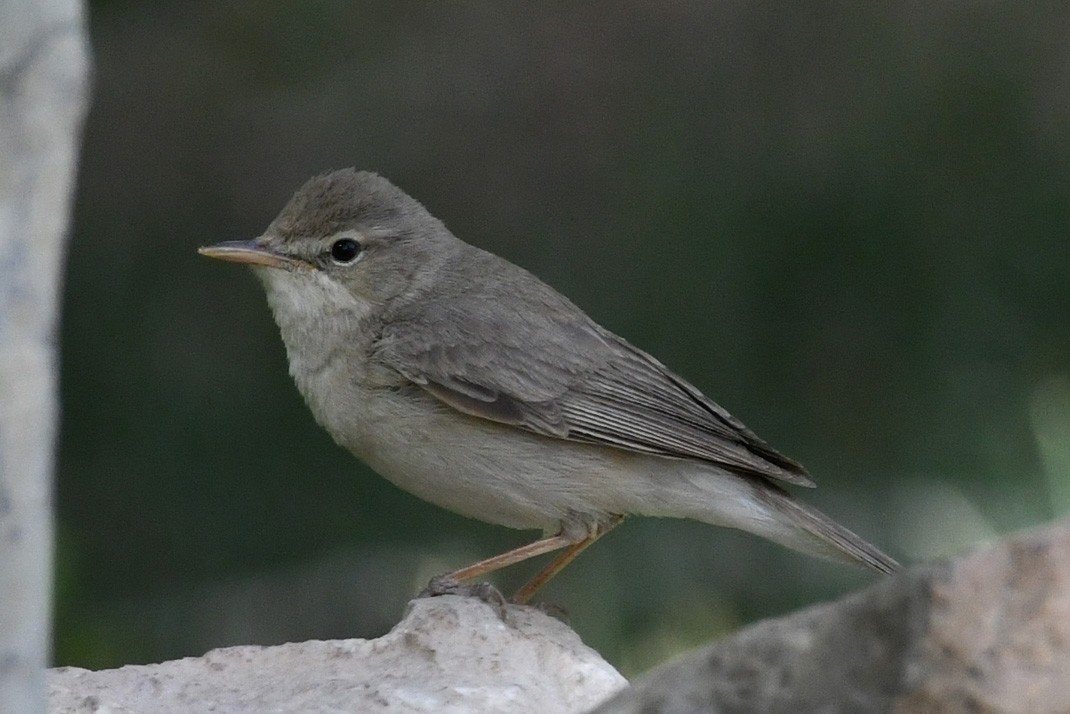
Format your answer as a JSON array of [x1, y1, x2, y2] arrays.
[[374, 264, 812, 487]]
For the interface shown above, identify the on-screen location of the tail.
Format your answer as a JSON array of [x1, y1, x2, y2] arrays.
[[750, 483, 900, 574], [638, 464, 900, 574]]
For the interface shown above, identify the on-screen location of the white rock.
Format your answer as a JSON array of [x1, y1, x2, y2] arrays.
[[49, 595, 627, 714]]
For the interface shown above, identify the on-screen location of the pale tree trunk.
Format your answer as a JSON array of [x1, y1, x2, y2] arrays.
[[0, 0, 90, 712]]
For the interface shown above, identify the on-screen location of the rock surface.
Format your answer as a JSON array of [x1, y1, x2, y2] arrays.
[[48, 595, 627, 714], [593, 518, 1070, 714], [49, 519, 1070, 713]]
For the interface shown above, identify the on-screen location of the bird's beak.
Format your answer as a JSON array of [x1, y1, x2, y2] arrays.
[[198, 240, 313, 271]]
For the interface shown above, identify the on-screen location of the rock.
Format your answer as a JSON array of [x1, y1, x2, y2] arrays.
[[50, 520, 1070, 713], [48, 595, 627, 714], [592, 518, 1070, 714]]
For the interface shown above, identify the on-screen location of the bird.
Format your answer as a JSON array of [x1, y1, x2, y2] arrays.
[[199, 168, 899, 604]]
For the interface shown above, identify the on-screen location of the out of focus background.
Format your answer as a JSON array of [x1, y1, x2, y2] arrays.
[[59, 2, 1070, 675]]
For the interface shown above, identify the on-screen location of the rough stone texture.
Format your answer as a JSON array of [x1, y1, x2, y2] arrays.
[[593, 518, 1070, 714], [48, 595, 627, 714], [49, 520, 1070, 713]]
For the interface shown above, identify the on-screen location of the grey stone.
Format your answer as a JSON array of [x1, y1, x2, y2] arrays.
[[592, 518, 1070, 714]]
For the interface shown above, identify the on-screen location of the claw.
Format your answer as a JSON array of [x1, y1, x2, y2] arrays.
[[417, 576, 508, 616]]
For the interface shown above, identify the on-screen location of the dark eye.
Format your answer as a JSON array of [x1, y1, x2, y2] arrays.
[[330, 238, 361, 264]]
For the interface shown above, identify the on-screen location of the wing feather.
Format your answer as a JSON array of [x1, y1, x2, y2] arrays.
[[374, 249, 812, 486]]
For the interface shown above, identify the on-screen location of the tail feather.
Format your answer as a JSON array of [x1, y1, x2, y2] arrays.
[[646, 464, 900, 574], [753, 485, 900, 574]]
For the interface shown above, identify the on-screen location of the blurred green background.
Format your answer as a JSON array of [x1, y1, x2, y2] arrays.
[[57, 1, 1070, 675]]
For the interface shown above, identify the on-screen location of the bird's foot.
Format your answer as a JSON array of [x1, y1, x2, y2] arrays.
[[417, 575, 507, 613]]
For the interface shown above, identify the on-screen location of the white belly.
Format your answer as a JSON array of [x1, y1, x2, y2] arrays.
[[337, 384, 625, 532]]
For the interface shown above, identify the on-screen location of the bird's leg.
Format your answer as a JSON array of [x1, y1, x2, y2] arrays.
[[440, 533, 575, 584], [419, 534, 576, 606], [425, 513, 625, 605], [510, 514, 625, 604]]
